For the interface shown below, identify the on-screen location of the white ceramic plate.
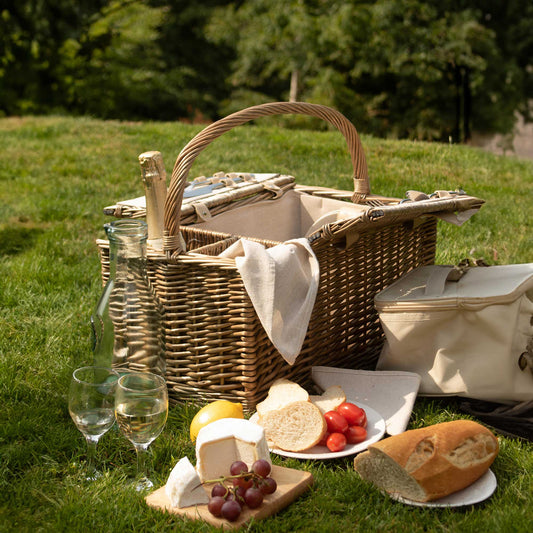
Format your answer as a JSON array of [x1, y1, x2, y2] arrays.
[[387, 469, 497, 507], [265, 403, 386, 459], [311, 367, 421, 435]]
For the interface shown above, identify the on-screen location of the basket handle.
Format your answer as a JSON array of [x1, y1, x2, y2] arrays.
[[164, 101, 369, 257]]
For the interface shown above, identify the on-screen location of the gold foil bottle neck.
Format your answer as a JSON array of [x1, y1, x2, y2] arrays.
[[139, 151, 167, 248]]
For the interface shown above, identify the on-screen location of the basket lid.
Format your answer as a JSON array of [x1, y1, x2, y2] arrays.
[[103, 173, 295, 219], [375, 264, 533, 311]]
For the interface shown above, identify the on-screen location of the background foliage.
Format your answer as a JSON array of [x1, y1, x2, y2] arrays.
[[1, 0, 532, 141]]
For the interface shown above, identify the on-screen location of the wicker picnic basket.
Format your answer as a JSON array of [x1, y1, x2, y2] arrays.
[[97, 102, 484, 411]]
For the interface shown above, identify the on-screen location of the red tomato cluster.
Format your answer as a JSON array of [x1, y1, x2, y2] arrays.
[[320, 402, 368, 452]]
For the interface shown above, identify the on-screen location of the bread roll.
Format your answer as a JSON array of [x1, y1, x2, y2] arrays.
[[259, 401, 326, 452], [310, 385, 346, 415], [354, 420, 498, 502]]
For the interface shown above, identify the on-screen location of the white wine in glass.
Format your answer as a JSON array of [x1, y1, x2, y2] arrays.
[[115, 372, 168, 491], [68, 366, 119, 480]]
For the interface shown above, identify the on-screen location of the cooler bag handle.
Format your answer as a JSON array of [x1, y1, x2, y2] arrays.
[[164, 101, 369, 258], [425, 266, 464, 296]]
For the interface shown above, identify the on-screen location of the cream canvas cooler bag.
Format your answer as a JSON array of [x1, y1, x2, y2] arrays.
[[374, 263, 533, 403]]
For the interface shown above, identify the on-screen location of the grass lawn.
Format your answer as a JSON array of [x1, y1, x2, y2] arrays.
[[0, 115, 532, 532]]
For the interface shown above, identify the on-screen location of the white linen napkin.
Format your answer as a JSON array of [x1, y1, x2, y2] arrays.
[[220, 238, 319, 364]]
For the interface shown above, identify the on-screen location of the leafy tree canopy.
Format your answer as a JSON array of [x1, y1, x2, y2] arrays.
[[0, 0, 531, 140], [207, 0, 531, 140]]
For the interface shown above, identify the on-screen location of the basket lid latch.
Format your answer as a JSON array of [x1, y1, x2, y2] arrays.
[[262, 181, 283, 198], [192, 202, 213, 222]]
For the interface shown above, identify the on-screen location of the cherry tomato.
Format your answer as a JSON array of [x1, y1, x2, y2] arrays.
[[344, 425, 367, 444], [337, 402, 367, 427], [326, 432, 347, 452], [324, 411, 349, 433]]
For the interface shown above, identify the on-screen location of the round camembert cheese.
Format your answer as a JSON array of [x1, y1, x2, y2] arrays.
[[165, 456, 209, 508], [195, 418, 271, 481]]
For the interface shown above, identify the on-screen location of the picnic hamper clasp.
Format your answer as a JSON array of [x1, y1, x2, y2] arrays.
[[262, 182, 283, 197], [192, 202, 212, 222]]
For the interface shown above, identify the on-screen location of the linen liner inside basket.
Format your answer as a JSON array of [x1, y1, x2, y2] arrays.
[[189, 188, 369, 242]]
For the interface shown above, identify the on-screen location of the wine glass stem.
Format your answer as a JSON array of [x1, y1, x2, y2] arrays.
[[85, 436, 98, 477], [134, 444, 149, 480]]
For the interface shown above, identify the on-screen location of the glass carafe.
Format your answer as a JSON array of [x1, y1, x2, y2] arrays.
[[91, 220, 165, 376]]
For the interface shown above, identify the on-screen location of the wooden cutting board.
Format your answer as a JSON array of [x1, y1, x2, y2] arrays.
[[145, 464, 313, 529]]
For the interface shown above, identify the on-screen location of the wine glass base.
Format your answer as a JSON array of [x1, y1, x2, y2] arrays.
[[133, 477, 154, 492], [72, 459, 102, 482], [85, 470, 102, 482]]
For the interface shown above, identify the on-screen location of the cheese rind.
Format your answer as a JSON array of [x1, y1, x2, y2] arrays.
[[195, 418, 271, 481], [165, 456, 209, 508]]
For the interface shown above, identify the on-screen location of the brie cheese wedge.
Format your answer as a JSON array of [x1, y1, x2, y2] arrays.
[[195, 418, 271, 481], [165, 456, 209, 508]]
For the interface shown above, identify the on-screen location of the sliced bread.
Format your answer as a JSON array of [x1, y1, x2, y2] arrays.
[[256, 378, 309, 417], [259, 401, 326, 452], [310, 385, 346, 414]]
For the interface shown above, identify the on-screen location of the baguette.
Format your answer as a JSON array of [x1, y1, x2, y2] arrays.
[[259, 401, 326, 452], [354, 420, 499, 502]]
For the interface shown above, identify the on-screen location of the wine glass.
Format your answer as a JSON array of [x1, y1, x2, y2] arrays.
[[68, 366, 119, 480], [114, 371, 168, 491]]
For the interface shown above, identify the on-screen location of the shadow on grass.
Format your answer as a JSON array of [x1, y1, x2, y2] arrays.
[[0, 223, 45, 256]]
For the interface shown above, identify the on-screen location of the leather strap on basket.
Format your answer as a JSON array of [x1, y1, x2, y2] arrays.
[[164, 101, 369, 258]]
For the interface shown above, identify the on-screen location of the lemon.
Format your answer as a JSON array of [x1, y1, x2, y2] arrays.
[[190, 400, 244, 441]]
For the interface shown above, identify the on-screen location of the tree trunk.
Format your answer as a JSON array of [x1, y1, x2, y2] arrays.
[[452, 66, 473, 143], [463, 67, 471, 142], [290, 69, 299, 102], [453, 66, 462, 143]]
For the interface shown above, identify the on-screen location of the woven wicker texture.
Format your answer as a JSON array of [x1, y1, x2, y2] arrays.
[[98, 102, 484, 410]]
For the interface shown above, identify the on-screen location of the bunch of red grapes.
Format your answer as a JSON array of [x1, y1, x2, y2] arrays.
[[206, 459, 277, 522]]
